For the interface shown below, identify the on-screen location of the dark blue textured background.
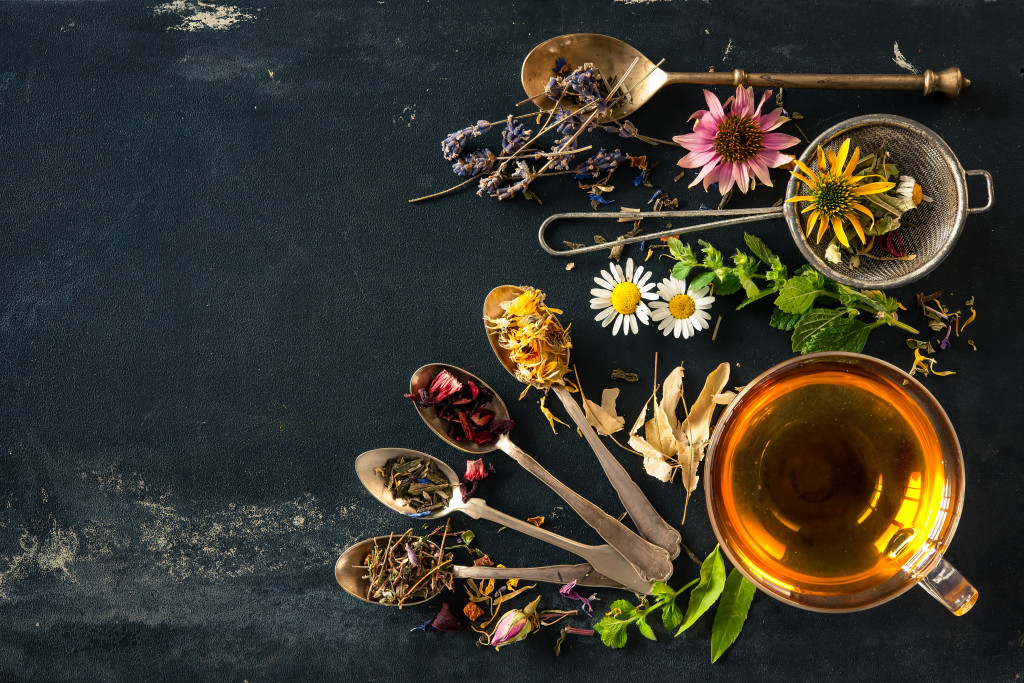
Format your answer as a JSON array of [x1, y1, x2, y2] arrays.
[[1, 1, 1021, 680]]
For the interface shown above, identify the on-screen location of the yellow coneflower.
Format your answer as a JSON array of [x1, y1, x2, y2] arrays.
[[786, 138, 895, 248]]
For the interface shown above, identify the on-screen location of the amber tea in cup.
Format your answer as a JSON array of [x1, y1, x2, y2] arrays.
[[706, 352, 977, 614]]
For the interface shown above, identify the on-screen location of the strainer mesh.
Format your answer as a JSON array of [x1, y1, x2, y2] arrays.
[[788, 118, 965, 288]]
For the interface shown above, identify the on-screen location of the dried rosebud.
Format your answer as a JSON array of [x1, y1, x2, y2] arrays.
[[488, 596, 540, 650]]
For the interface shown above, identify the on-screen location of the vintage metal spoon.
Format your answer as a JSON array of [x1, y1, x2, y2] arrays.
[[335, 535, 635, 606], [522, 33, 968, 121], [356, 447, 654, 594], [409, 362, 672, 582], [483, 286, 682, 559]]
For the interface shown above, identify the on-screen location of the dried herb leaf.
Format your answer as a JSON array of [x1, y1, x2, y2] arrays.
[[583, 387, 626, 436]]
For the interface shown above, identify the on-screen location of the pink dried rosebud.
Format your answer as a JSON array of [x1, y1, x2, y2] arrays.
[[488, 596, 540, 650]]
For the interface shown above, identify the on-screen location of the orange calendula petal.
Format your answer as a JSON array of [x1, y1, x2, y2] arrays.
[[825, 149, 839, 172], [844, 211, 866, 243], [816, 146, 826, 172], [786, 195, 814, 203], [816, 215, 831, 242], [844, 146, 861, 178], [832, 217, 850, 247], [801, 203, 817, 214], [853, 181, 896, 196]]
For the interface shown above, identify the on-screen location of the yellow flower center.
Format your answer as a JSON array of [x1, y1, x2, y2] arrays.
[[610, 282, 641, 315], [811, 174, 855, 218], [668, 293, 696, 320], [713, 115, 765, 163]]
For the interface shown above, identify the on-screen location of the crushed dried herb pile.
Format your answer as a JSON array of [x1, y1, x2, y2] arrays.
[[363, 529, 454, 606]]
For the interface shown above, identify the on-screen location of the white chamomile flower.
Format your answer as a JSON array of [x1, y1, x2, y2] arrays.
[[590, 258, 657, 336], [650, 277, 715, 339]]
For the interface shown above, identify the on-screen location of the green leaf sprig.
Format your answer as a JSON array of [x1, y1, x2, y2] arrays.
[[593, 547, 756, 662], [667, 233, 918, 354]]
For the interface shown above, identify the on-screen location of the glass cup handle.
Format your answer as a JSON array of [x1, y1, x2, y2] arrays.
[[918, 556, 978, 615]]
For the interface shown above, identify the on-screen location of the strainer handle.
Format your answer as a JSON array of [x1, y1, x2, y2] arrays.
[[965, 170, 994, 214]]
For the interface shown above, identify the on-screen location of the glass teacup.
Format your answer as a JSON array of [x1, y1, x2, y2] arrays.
[[705, 352, 977, 614]]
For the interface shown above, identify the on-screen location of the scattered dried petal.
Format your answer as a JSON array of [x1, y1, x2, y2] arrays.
[[526, 516, 545, 527]]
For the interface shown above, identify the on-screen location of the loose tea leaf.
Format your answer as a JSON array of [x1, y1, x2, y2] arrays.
[[710, 569, 757, 662], [376, 456, 453, 514], [363, 528, 455, 606]]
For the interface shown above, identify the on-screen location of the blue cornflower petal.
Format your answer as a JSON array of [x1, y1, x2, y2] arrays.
[[407, 511, 432, 518], [589, 194, 615, 204], [647, 190, 663, 204]]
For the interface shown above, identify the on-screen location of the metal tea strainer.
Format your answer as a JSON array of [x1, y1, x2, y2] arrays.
[[537, 114, 993, 289]]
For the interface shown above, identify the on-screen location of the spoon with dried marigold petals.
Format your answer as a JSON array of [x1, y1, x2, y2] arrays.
[[356, 447, 654, 594], [483, 286, 682, 560], [409, 362, 672, 583]]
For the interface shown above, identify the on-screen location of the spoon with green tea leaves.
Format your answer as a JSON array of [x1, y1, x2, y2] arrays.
[[409, 362, 672, 583], [356, 447, 654, 594], [522, 33, 968, 122], [483, 285, 682, 559], [335, 534, 636, 607]]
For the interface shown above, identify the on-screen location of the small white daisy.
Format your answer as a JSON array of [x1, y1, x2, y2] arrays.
[[649, 277, 715, 339], [590, 258, 657, 336]]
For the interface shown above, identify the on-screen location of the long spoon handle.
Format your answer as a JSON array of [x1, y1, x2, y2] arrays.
[[452, 562, 636, 590], [553, 385, 682, 559], [663, 68, 968, 97], [458, 497, 652, 593], [497, 436, 672, 582]]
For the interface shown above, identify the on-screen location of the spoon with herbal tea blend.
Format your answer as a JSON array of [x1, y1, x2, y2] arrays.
[[356, 447, 654, 594], [482, 286, 682, 559], [409, 362, 672, 582], [335, 535, 636, 607], [522, 33, 968, 121]]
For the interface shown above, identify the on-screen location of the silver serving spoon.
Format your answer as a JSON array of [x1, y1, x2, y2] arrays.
[[521, 33, 968, 121], [409, 362, 672, 583], [335, 535, 634, 606], [483, 286, 682, 559], [355, 447, 654, 594]]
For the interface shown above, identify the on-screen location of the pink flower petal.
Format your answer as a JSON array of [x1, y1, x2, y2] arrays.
[[703, 89, 726, 123], [735, 163, 752, 194], [758, 150, 794, 168], [702, 164, 722, 190], [731, 86, 754, 119], [717, 163, 737, 194], [748, 158, 774, 187], [679, 149, 720, 168], [694, 117, 720, 139], [752, 89, 772, 119], [761, 132, 801, 150], [757, 107, 785, 131], [687, 157, 721, 188], [673, 132, 714, 150]]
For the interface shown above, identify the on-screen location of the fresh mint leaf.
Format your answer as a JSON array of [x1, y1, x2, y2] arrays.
[[636, 615, 657, 641], [594, 616, 630, 648], [769, 308, 804, 331], [699, 240, 724, 271], [735, 288, 776, 310], [608, 599, 636, 619], [790, 308, 846, 353], [742, 232, 777, 264], [676, 546, 727, 635], [672, 261, 692, 280], [661, 596, 684, 631], [775, 276, 832, 314], [667, 238, 693, 263], [710, 570, 757, 663], [650, 582, 676, 600], [714, 273, 743, 296], [690, 271, 717, 290], [799, 315, 872, 353]]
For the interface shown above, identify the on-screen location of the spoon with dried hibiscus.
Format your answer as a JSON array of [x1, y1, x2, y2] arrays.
[[335, 533, 635, 607], [355, 447, 654, 594], [407, 362, 672, 583], [482, 285, 682, 559]]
